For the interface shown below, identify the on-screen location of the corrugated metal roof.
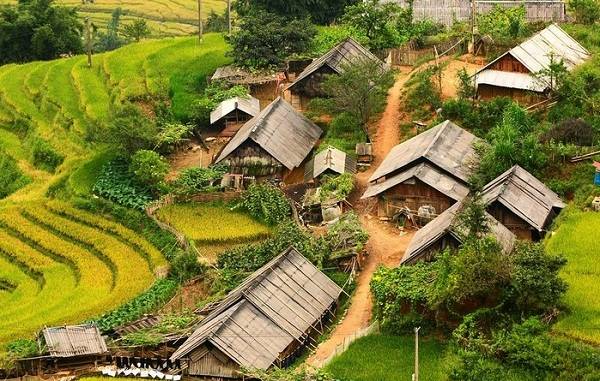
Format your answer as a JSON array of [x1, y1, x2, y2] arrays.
[[288, 38, 385, 91], [368, 120, 480, 184], [215, 98, 322, 170], [402, 202, 516, 265], [475, 70, 547, 92], [210, 96, 261, 125], [361, 162, 470, 200], [304, 146, 357, 181], [475, 23, 590, 91], [482, 165, 566, 232], [42, 324, 108, 358], [171, 247, 343, 369]]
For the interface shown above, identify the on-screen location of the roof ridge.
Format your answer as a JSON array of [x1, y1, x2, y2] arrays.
[[249, 97, 281, 138], [424, 120, 450, 158]]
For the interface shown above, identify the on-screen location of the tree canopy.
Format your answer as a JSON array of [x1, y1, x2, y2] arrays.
[[234, 0, 358, 25], [0, 0, 83, 64]]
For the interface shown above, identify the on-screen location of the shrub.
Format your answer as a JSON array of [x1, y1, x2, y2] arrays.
[[318, 112, 367, 154], [191, 82, 248, 127], [406, 66, 442, 118], [93, 158, 153, 210], [319, 173, 355, 201], [170, 250, 205, 282], [172, 165, 228, 195], [129, 150, 170, 189], [570, 0, 600, 24], [7, 339, 39, 358], [107, 104, 158, 154], [309, 25, 369, 56], [477, 5, 529, 43], [29, 137, 64, 172], [541, 118, 597, 146], [236, 183, 291, 226], [0, 152, 30, 199]]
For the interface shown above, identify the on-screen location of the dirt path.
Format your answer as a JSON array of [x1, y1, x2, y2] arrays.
[[440, 55, 484, 100], [307, 69, 415, 367]]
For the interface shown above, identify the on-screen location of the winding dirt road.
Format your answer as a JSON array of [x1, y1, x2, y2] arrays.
[[307, 68, 415, 366]]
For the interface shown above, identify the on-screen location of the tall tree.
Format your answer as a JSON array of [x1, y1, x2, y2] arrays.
[[235, 0, 358, 24], [0, 0, 83, 64]]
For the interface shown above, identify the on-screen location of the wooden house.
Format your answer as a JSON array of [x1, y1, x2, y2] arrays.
[[211, 65, 286, 107], [481, 165, 565, 241], [402, 202, 516, 265], [362, 120, 479, 220], [210, 96, 260, 137], [285, 38, 386, 110], [215, 97, 322, 183], [304, 146, 356, 184], [18, 324, 109, 374], [474, 24, 590, 103], [170, 247, 343, 380]]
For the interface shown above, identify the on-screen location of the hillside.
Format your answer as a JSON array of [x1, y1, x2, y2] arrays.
[[0, 0, 226, 37], [0, 33, 230, 203]]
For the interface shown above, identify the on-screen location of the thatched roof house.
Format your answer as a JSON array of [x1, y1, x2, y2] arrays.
[[402, 202, 516, 265], [215, 97, 322, 181], [286, 38, 385, 109], [474, 24, 590, 103], [363, 121, 479, 219], [304, 146, 356, 183], [482, 165, 565, 240], [41, 324, 108, 358], [171, 247, 342, 379]]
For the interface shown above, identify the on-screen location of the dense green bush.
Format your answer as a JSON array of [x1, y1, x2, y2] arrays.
[[191, 82, 248, 127], [171, 165, 228, 196], [309, 25, 368, 56], [441, 97, 513, 137], [94, 278, 178, 332], [6, 339, 39, 359], [0, 152, 30, 199], [570, 0, 600, 25], [107, 104, 159, 154], [29, 137, 64, 172], [319, 173, 355, 202], [129, 150, 170, 190], [93, 158, 153, 210], [170, 250, 205, 282], [477, 5, 529, 44], [317, 112, 367, 154], [236, 183, 291, 225], [406, 66, 442, 119]]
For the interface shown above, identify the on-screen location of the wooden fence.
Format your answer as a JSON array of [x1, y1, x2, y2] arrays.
[[386, 38, 466, 66], [313, 322, 380, 368], [386, 0, 566, 26]]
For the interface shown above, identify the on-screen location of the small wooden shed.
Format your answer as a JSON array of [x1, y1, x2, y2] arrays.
[[304, 146, 356, 184], [170, 247, 343, 380], [286, 38, 386, 110], [402, 202, 516, 265], [210, 96, 260, 137], [481, 165, 566, 241], [474, 24, 590, 103], [215, 97, 322, 183], [362, 121, 479, 220], [211, 65, 285, 107]]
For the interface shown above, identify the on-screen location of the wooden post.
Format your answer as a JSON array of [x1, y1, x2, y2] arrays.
[[227, 0, 232, 35], [469, 0, 477, 54], [197, 0, 203, 42], [413, 327, 421, 381], [85, 17, 92, 68]]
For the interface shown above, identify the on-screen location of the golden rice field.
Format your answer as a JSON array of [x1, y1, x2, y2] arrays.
[[0, 0, 226, 36], [156, 202, 272, 244], [0, 200, 166, 347]]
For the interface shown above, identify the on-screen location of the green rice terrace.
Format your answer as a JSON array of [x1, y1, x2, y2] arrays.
[[0, 200, 166, 346], [0, 0, 226, 36]]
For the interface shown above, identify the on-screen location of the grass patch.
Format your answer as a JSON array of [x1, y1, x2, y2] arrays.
[[325, 334, 451, 381], [156, 202, 271, 244], [546, 209, 600, 344]]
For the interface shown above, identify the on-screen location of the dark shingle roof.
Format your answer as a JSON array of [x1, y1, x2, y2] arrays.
[[368, 120, 480, 184], [402, 202, 516, 265], [482, 165, 565, 232], [288, 38, 385, 90], [171, 247, 342, 369], [215, 98, 322, 170]]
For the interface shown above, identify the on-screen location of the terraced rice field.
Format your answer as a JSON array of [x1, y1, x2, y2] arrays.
[[0, 200, 166, 346], [546, 210, 600, 345], [0, 33, 230, 201], [0, 0, 226, 36]]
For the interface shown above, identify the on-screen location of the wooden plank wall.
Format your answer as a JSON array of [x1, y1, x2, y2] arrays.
[[389, 0, 566, 26]]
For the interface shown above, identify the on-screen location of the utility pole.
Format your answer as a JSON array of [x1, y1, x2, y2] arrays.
[[227, 0, 232, 35], [85, 17, 92, 68], [412, 327, 421, 381], [197, 0, 203, 42], [470, 0, 477, 54]]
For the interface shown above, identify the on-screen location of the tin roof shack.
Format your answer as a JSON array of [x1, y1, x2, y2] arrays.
[[474, 24, 590, 104], [304, 146, 357, 184], [212, 65, 285, 107], [286, 38, 385, 110], [362, 121, 479, 221], [171, 247, 343, 380], [215, 97, 322, 183], [482, 165, 566, 241], [18, 324, 109, 375], [210, 96, 261, 137], [402, 202, 516, 265]]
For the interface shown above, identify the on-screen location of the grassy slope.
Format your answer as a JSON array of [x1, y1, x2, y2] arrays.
[[546, 210, 600, 344], [0, 0, 226, 37]]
